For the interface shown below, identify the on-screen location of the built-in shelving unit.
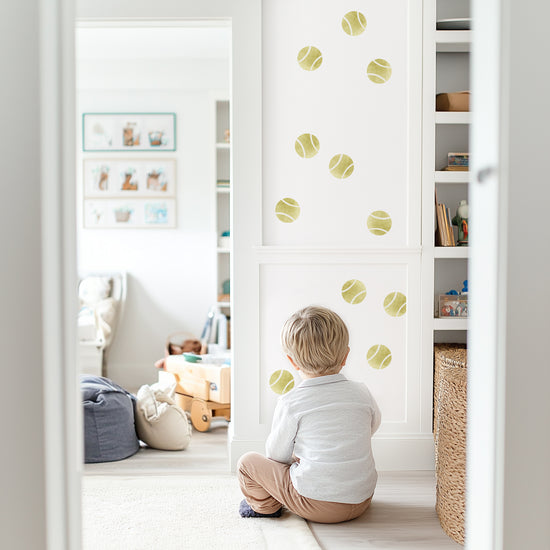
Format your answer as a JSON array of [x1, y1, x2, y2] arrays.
[[435, 30, 471, 52], [214, 98, 231, 348], [434, 170, 469, 184], [433, 318, 468, 331], [434, 247, 469, 259], [435, 112, 471, 124], [422, 0, 470, 357]]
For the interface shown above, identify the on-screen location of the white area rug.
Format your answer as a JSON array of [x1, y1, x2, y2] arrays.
[[83, 475, 321, 550]]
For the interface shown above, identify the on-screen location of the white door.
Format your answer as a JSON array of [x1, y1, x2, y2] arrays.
[[467, 0, 550, 548]]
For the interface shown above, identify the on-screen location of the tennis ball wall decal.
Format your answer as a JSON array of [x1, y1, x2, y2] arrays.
[[295, 133, 320, 158], [384, 291, 407, 317], [367, 345, 392, 369], [367, 59, 392, 84], [297, 46, 323, 71], [342, 11, 367, 36], [275, 198, 301, 223], [329, 154, 355, 179], [367, 210, 392, 235], [341, 279, 367, 304], [269, 369, 295, 395]]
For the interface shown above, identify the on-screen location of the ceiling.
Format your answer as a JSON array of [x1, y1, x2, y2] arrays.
[[76, 26, 231, 61]]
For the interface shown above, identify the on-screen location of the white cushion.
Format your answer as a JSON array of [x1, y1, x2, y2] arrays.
[[135, 381, 191, 451]]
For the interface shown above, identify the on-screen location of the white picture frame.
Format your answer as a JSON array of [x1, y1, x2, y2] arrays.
[[82, 113, 176, 152], [83, 159, 177, 197], [84, 198, 176, 229]]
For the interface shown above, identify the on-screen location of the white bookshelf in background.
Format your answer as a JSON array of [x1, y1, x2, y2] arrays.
[[214, 98, 232, 332], [422, 0, 471, 366]]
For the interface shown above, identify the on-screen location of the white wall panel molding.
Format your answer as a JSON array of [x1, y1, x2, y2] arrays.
[[254, 246, 422, 264]]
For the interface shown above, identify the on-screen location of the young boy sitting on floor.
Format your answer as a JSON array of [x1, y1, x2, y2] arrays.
[[238, 305, 381, 523]]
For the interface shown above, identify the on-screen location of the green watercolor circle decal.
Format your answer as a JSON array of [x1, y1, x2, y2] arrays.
[[367, 210, 392, 236], [367, 59, 392, 84], [297, 46, 323, 71], [269, 369, 295, 394], [329, 154, 355, 179], [367, 345, 393, 369], [275, 198, 301, 223], [342, 11, 367, 36], [341, 279, 367, 304], [383, 291, 407, 317], [295, 133, 320, 158]]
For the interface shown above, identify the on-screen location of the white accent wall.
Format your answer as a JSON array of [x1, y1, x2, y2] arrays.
[[231, 0, 430, 469]]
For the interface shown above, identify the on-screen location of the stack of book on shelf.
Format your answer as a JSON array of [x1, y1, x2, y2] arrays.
[[443, 152, 469, 171], [435, 192, 456, 247]]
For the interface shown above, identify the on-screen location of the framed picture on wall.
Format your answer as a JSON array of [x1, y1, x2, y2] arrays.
[[83, 198, 176, 229], [82, 113, 176, 152], [83, 159, 177, 197]]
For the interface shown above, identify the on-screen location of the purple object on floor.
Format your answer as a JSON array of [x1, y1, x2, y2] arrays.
[[239, 499, 282, 518]]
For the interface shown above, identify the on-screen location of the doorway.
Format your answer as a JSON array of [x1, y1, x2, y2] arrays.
[[76, 22, 234, 472]]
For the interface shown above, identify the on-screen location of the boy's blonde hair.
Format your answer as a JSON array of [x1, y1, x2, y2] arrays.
[[281, 306, 349, 375]]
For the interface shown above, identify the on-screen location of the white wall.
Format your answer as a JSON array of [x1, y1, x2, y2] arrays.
[[246, 0, 429, 470], [77, 55, 229, 389], [0, 2, 47, 547]]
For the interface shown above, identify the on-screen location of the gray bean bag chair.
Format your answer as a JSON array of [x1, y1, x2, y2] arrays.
[[82, 375, 140, 463]]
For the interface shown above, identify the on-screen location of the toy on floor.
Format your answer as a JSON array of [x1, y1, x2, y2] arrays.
[[159, 354, 231, 432]]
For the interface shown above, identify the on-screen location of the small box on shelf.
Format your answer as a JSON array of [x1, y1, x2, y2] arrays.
[[439, 294, 468, 318], [436, 91, 470, 112]]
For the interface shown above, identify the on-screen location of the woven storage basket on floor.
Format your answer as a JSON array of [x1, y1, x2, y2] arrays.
[[434, 344, 467, 442], [434, 347, 467, 545]]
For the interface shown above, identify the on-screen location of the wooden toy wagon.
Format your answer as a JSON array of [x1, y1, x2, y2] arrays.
[[160, 355, 231, 432]]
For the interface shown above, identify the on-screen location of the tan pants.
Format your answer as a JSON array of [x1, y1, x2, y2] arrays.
[[237, 452, 372, 524]]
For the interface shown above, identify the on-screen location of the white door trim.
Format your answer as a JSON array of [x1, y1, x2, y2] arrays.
[[40, 0, 81, 549]]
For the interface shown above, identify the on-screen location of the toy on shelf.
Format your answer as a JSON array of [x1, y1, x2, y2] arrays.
[[452, 200, 469, 246], [438, 282, 469, 318]]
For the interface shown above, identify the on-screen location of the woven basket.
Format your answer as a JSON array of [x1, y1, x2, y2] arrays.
[[434, 346, 467, 544], [434, 344, 467, 441]]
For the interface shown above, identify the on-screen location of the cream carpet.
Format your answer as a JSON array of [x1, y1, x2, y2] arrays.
[[83, 475, 321, 550]]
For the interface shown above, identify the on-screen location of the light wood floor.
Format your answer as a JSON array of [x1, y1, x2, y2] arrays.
[[84, 422, 460, 549]]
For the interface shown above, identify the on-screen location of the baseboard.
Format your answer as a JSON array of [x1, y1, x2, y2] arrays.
[[229, 432, 435, 472], [228, 429, 266, 472]]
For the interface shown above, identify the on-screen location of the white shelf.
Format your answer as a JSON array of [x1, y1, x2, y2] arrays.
[[216, 142, 230, 149], [216, 301, 230, 307], [217, 247, 230, 253], [434, 247, 469, 259], [434, 171, 470, 184], [433, 318, 468, 331], [435, 112, 471, 124], [436, 31, 471, 52], [216, 186, 230, 193]]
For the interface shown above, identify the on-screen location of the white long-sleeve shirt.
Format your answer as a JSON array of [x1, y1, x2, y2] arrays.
[[266, 373, 381, 504]]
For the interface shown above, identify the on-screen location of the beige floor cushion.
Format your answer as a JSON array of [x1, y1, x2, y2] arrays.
[[135, 382, 192, 451]]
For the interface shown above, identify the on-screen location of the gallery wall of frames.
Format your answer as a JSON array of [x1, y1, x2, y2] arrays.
[[82, 113, 177, 228]]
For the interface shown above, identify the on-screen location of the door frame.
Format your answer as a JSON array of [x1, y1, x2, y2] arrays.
[[44, 0, 261, 547]]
